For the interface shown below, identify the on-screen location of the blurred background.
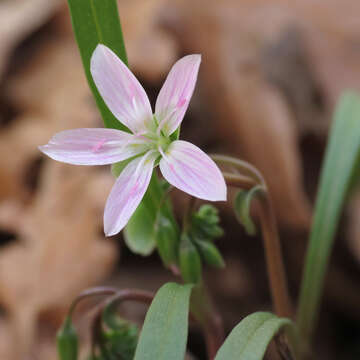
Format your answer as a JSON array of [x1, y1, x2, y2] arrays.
[[1, 0, 360, 359]]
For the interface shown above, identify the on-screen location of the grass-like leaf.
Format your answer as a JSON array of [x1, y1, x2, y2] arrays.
[[67, 0, 127, 130], [134, 283, 193, 360], [215, 312, 292, 360], [297, 92, 360, 347], [66, 0, 179, 252]]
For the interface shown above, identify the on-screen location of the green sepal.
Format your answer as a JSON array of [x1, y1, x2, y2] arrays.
[[190, 204, 224, 241], [179, 233, 202, 284], [195, 239, 225, 268], [100, 302, 139, 360], [111, 156, 138, 177], [155, 213, 179, 267], [101, 325, 138, 360], [57, 316, 78, 360], [124, 174, 179, 256], [234, 185, 264, 236], [170, 126, 181, 141]]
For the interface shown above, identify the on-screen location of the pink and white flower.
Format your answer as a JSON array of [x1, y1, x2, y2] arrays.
[[39, 44, 226, 236]]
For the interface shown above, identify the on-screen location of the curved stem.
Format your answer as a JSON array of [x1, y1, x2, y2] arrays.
[[211, 154, 264, 183], [222, 167, 293, 319], [69, 286, 119, 319], [88, 289, 155, 356], [257, 191, 293, 318], [222, 172, 257, 190]]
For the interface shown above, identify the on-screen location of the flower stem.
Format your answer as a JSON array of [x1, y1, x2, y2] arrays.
[[216, 154, 293, 318], [190, 283, 225, 359], [256, 190, 293, 318]]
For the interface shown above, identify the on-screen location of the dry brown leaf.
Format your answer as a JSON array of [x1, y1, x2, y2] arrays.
[[118, 0, 178, 82], [56, 0, 178, 83], [0, 24, 117, 359], [0, 161, 116, 359], [0, 0, 61, 80], [162, 0, 312, 228], [1, 35, 98, 202]]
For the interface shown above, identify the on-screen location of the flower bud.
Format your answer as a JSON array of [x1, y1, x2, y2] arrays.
[[195, 239, 225, 268], [57, 316, 78, 360], [156, 214, 179, 268], [179, 233, 202, 283]]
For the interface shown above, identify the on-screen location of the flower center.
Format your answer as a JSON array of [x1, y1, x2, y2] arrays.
[[157, 134, 171, 152]]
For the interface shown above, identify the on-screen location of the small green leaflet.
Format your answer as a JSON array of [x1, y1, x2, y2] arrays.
[[234, 185, 264, 236], [134, 283, 193, 360], [215, 312, 293, 360]]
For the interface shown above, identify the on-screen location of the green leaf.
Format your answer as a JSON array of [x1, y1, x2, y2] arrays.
[[67, 0, 179, 252], [124, 201, 157, 256], [66, 0, 128, 130], [190, 204, 224, 241], [234, 185, 264, 236], [134, 283, 193, 360], [179, 233, 202, 284], [297, 92, 360, 345], [124, 175, 179, 256], [215, 312, 292, 360], [195, 239, 225, 268], [57, 317, 78, 360], [155, 213, 179, 267]]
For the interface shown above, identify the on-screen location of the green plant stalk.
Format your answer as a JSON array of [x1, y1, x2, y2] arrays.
[[190, 282, 225, 360], [296, 92, 360, 356]]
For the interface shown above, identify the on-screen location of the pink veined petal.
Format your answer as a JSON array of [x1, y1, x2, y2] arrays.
[[159, 140, 226, 201], [39, 128, 150, 165], [155, 55, 201, 136], [104, 151, 157, 236], [90, 44, 154, 133]]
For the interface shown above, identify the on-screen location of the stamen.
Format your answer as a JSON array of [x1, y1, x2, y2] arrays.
[[133, 130, 150, 142], [156, 99, 186, 136], [157, 107, 177, 136], [133, 150, 157, 177], [158, 145, 169, 162]]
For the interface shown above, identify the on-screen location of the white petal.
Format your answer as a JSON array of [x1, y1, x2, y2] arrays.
[[159, 140, 226, 201], [155, 55, 201, 136], [91, 44, 154, 133], [39, 128, 150, 165], [104, 151, 157, 236]]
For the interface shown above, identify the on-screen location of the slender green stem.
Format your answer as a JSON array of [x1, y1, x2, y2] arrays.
[[190, 283, 225, 360]]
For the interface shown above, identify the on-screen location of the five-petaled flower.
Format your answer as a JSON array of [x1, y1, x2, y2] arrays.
[[39, 44, 226, 236]]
